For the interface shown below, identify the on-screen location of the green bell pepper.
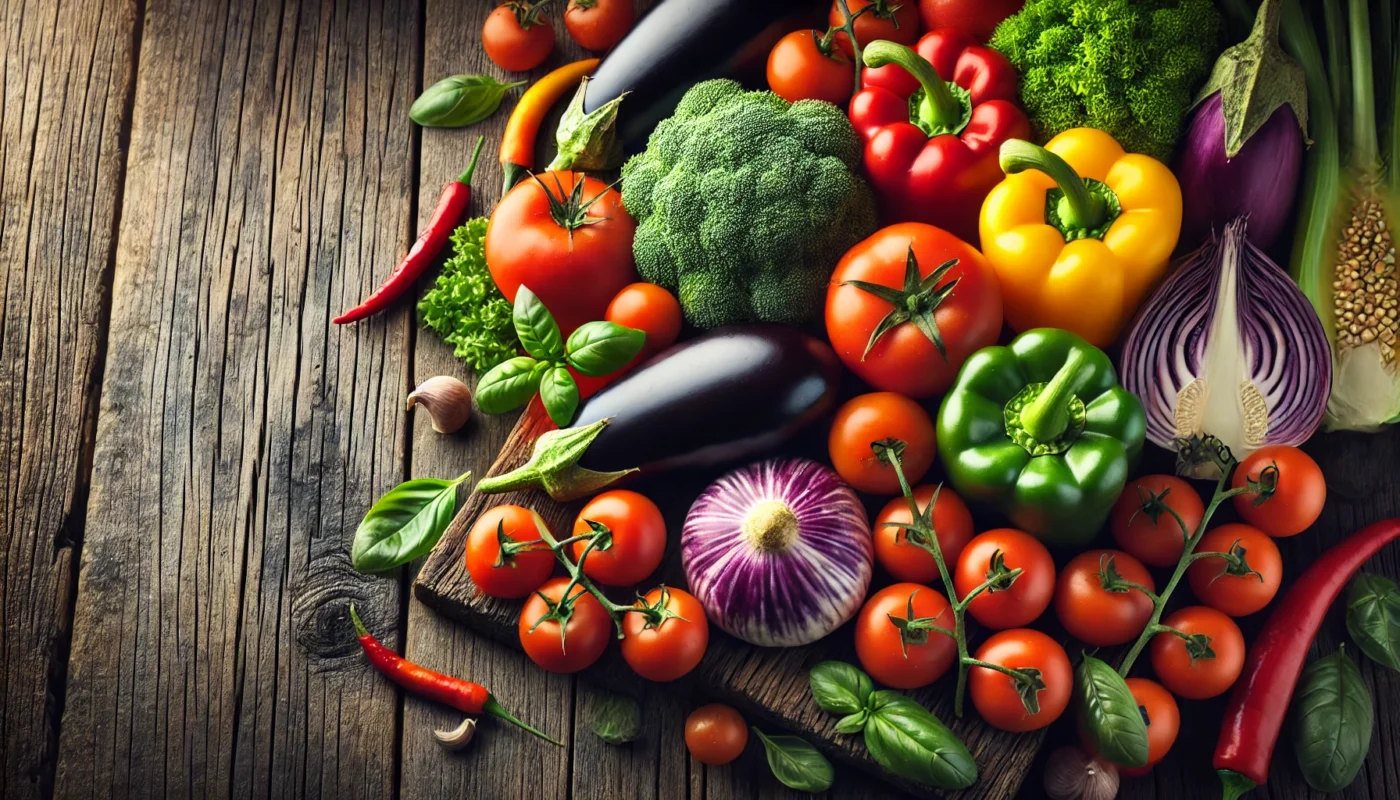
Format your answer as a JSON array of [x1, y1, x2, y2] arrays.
[[936, 328, 1146, 546]]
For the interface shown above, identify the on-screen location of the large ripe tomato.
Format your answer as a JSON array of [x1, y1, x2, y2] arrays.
[[571, 490, 666, 587], [917, 0, 1024, 42], [486, 171, 637, 334], [685, 704, 748, 766], [465, 505, 556, 599], [1054, 550, 1156, 647], [519, 577, 612, 673], [830, 0, 921, 54], [1232, 445, 1326, 538], [1187, 523, 1282, 617], [1149, 606, 1244, 700], [482, 2, 555, 72], [1120, 678, 1179, 777], [767, 30, 854, 105], [621, 586, 709, 682], [954, 528, 1054, 630], [828, 392, 936, 495], [1110, 475, 1205, 567], [874, 485, 974, 583], [969, 629, 1071, 732], [855, 583, 958, 689], [564, 0, 634, 52], [826, 222, 1002, 398]]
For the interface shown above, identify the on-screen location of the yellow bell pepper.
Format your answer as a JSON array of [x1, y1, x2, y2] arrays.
[[979, 129, 1182, 346]]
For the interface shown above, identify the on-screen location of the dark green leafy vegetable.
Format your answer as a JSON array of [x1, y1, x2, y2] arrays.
[[1292, 648, 1373, 792], [1074, 654, 1149, 768], [809, 661, 873, 715], [565, 322, 646, 377], [410, 74, 524, 128], [514, 287, 565, 361], [590, 692, 641, 745], [539, 366, 580, 427], [1347, 573, 1400, 671], [476, 357, 544, 414], [350, 473, 470, 572], [752, 728, 834, 793], [862, 691, 978, 790], [418, 218, 516, 373]]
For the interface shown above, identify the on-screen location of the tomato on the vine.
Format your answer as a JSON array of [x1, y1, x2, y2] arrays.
[[482, 2, 555, 72], [1110, 474, 1205, 567], [621, 586, 709, 682], [1149, 606, 1244, 699], [1121, 678, 1179, 776], [1232, 445, 1326, 538], [1054, 550, 1156, 647], [465, 505, 556, 599], [1186, 523, 1282, 617], [855, 583, 957, 689], [969, 628, 1071, 732], [954, 528, 1054, 630], [829, 0, 921, 53], [519, 577, 612, 673], [685, 704, 748, 766], [572, 489, 666, 587], [767, 30, 854, 105], [873, 485, 974, 583], [564, 0, 633, 52], [828, 392, 936, 494]]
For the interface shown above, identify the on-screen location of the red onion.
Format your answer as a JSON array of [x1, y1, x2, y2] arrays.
[[681, 458, 872, 647]]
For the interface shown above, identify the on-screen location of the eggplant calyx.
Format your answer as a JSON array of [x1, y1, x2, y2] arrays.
[[549, 77, 627, 173], [476, 419, 637, 501]]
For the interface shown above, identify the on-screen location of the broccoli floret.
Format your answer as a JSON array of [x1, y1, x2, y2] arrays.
[[990, 0, 1224, 161], [620, 80, 878, 329]]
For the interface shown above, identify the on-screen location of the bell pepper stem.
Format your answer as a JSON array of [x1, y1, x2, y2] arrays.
[[1019, 349, 1088, 442], [862, 40, 961, 132], [998, 139, 1107, 232]]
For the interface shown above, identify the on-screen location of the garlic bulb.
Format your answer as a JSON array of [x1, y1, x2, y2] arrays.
[[1044, 746, 1119, 800], [407, 376, 472, 434], [433, 717, 477, 751]]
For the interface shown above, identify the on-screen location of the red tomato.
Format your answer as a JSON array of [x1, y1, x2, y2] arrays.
[[571, 490, 666, 587], [828, 392, 936, 494], [969, 629, 1071, 732], [1110, 475, 1205, 567], [606, 282, 682, 357], [621, 586, 709, 682], [1120, 678, 1179, 777], [826, 222, 1002, 398], [1149, 606, 1245, 700], [482, 3, 555, 72], [519, 577, 612, 673], [954, 528, 1054, 630], [917, 0, 1024, 42], [873, 485, 974, 583], [685, 704, 748, 765], [830, 0, 921, 53], [1232, 445, 1326, 538], [465, 505, 556, 598], [855, 583, 958, 689], [565, 0, 634, 51], [1187, 523, 1282, 617], [1054, 550, 1156, 647], [486, 171, 637, 334], [767, 30, 854, 105]]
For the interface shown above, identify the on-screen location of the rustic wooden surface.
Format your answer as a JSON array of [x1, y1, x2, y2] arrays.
[[1, 0, 1398, 799]]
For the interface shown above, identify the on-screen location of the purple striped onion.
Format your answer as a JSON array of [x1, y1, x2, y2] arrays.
[[681, 458, 872, 647]]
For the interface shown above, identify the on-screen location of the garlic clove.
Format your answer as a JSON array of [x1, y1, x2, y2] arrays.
[[433, 717, 477, 751], [1043, 746, 1120, 800], [407, 375, 472, 434]]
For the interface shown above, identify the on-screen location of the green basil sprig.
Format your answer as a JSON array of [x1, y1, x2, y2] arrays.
[[752, 728, 834, 793], [1073, 654, 1149, 769], [1346, 573, 1400, 671], [410, 74, 524, 128], [350, 472, 470, 572], [590, 691, 641, 745], [1292, 648, 1374, 792]]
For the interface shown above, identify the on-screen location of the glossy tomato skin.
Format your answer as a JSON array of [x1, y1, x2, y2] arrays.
[[486, 171, 637, 334], [574, 283, 683, 399], [465, 505, 556, 599], [621, 587, 709, 682], [482, 4, 555, 72], [519, 577, 611, 673], [917, 0, 1024, 42], [1110, 475, 1205, 567], [1150, 606, 1244, 699], [1232, 445, 1326, 537], [572, 490, 667, 587], [1120, 678, 1179, 777], [685, 704, 748, 765], [954, 528, 1054, 630], [565, 0, 634, 51], [1054, 550, 1156, 646], [826, 223, 1002, 398], [1187, 523, 1282, 617], [767, 30, 854, 105], [874, 485, 974, 583], [828, 392, 936, 494], [830, 0, 921, 53], [856, 583, 957, 689], [969, 629, 1071, 732]]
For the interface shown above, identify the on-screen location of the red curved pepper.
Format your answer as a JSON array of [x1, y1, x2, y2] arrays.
[[850, 30, 1028, 245]]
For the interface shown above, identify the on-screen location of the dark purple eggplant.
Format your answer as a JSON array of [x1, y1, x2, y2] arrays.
[[477, 326, 841, 500]]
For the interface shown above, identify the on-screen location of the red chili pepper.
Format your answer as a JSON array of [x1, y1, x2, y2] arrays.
[[1214, 518, 1400, 799], [333, 136, 486, 324], [850, 31, 1029, 245], [349, 604, 559, 744]]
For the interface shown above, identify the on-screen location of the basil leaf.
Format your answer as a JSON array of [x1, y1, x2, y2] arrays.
[[1073, 654, 1149, 768], [810, 661, 874, 715], [1347, 573, 1400, 672], [410, 74, 523, 128], [512, 286, 564, 361], [1292, 649, 1374, 792], [350, 474, 468, 572], [590, 691, 641, 745], [566, 321, 645, 377], [476, 356, 541, 414], [752, 728, 833, 793], [539, 366, 580, 427], [862, 691, 977, 790]]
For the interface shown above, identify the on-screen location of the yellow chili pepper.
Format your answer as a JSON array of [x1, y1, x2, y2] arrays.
[[499, 58, 599, 195], [979, 128, 1182, 347]]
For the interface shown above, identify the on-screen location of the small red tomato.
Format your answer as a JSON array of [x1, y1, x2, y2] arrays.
[[855, 583, 958, 689], [1120, 678, 1179, 777], [954, 528, 1055, 630], [685, 704, 748, 765], [917, 0, 1024, 42], [873, 485, 974, 583], [565, 0, 634, 52], [1110, 475, 1206, 567], [519, 577, 611, 673], [1054, 550, 1156, 647], [465, 505, 555, 598], [1149, 606, 1245, 700], [1232, 445, 1326, 537], [482, 2, 555, 73], [621, 586, 710, 682], [607, 283, 682, 357], [767, 30, 854, 105], [969, 629, 1072, 732], [828, 392, 936, 495], [830, 0, 921, 54], [1187, 523, 1283, 617], [572, 490, 667, 587]]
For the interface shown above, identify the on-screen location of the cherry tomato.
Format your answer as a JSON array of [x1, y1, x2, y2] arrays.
[[969, 629, 1071, 732], [519, 577, 611, 673], [685, 704, 748, 765], [873, 485, 974, 583], [465, 505, 556, 598], [621, 586, 709, 682], [830, 0, 921, 54], [607, 283, 682, 357], [1054, 550, 1156, 647], [917, 0, 1024, 42], [855, 583, 957, 689], [564, 0, 634, 51], [954, 528, 1054, 630], [1149, 606, 1245, 700], [1187, 523, 1282, 617], [1232, 445, 1326, 538], [767, 30, 854, 105], [570, 490, 666, 587], [826, 222, 1002, 398], [828, 392, 936, 494], [482, 2, 555, 72], [1110, 475, 1205, 567], [1120, 678, 1179, 777]]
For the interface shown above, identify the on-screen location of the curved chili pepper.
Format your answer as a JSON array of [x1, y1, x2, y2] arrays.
[[349, 604, 560, 744], [333, 136, 485, 325], [500, 58, 599, 195], [1214, 518, 1400, 799]]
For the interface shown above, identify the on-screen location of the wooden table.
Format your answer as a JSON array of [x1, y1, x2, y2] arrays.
[[3, 0, 1398, 798]]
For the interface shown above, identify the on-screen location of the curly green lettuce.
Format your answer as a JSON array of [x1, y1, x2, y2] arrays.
[[418, 218, 516, 373]]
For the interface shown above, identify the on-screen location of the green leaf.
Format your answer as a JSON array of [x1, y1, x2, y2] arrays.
[[1292, 649, 1373, 792], [512, 286, 565, 361], [1074, 654, 1149, 768], [350, 474, 469, 572], [862, 691, 977, 790], [1346, 573, 1400, 671], [418, 218, 517, 373], [809, 661, 874, 716], [752, 728, 834, 793], [590, 691, 641, 745], [539, 366, 580, 427], [476, 356, 542, 414], [410, 74, 524, 128], [565, 321, 645, 377]]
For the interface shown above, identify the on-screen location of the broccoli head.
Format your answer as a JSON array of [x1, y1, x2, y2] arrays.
[[620, 80, 878, 329], [989, 0, 1224, 162]]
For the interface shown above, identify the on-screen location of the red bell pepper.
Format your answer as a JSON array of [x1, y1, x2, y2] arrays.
[[851, 30, 1028, 245]]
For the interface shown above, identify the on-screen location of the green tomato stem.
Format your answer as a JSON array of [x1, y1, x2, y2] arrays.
[[1018, 348, 1088, 443], [999, 139, 1107, 232], [533, 512, 636, 637], [862, 40, 962, 133]]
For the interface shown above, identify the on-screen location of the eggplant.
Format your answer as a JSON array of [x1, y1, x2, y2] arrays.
[[477, 326, 841, 500]]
